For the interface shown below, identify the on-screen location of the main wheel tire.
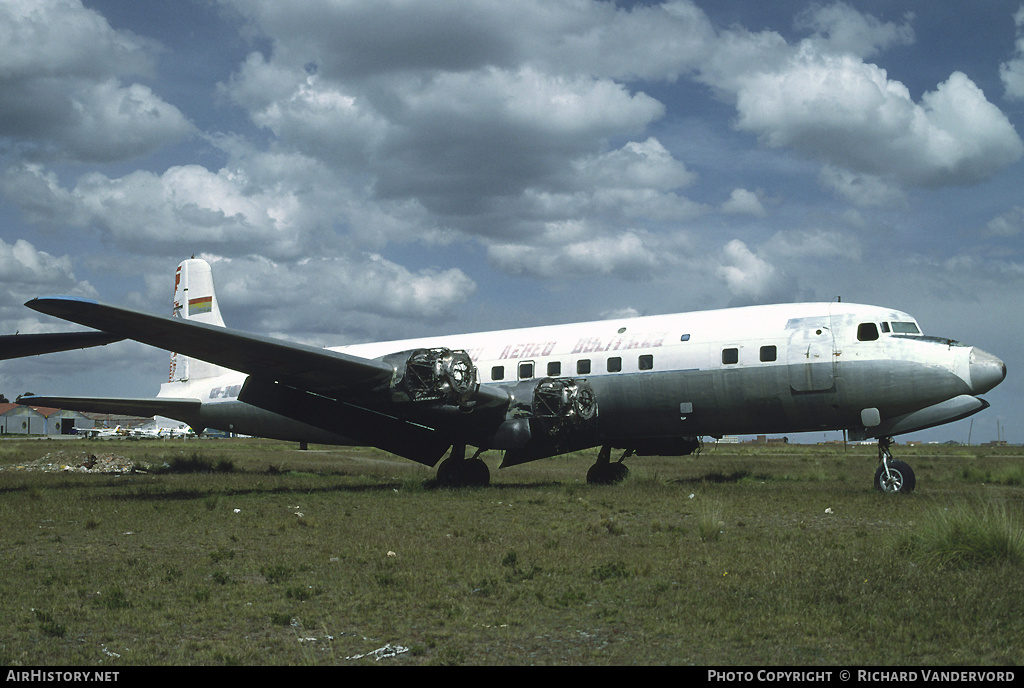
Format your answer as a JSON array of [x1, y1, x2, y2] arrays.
[[874, 459, 916, 494], [437, 457, 490, 487], [587, 462, 629, 485]]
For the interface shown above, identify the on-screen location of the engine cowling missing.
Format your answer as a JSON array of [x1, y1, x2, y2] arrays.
[[531, 378, 598, 437], [393, 347, 478, 406], [494, 378, 600, 465]]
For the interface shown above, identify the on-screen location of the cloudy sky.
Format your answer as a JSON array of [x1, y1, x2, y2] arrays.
[[1, 0, 1021, 444]]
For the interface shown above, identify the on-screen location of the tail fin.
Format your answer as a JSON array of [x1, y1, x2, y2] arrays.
[[172, 258, 224, 327], [168, 258, 227, 382]]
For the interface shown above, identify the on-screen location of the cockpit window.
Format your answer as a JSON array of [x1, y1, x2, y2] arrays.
[[857, 323, 879, 341], [891, 321, 920, 335]]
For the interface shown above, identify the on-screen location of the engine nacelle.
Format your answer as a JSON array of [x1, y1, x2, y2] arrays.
[[383, 348, 478, 406], [492, 377, 599, 462], [531, 377, 598, 435]]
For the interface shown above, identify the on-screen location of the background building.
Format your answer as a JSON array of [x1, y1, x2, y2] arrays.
[[0, 404, 96, 436]]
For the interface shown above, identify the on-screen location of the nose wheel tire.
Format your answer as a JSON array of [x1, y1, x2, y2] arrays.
[[874, 459, 915, 494]]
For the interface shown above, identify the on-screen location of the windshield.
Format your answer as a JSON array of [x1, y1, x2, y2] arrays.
[[890, 321, 920, 335]]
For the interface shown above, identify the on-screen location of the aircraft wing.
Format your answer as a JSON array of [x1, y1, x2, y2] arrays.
[[19, 395, 202, 423], [0, 331, 124, 360], [25, 295, 510, 460], [26, 296, 395, 395]]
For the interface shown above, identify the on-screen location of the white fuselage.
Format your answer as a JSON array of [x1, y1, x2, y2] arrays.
[[159, 301, 1003, 453]]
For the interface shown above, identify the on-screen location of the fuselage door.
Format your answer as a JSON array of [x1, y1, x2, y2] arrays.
[[787, 327, 835, 392]]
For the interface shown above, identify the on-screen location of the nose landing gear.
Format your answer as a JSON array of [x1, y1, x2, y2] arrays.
[[874, 436, 916, 494]]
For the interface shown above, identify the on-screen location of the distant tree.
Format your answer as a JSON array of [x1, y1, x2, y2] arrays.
[[0, 393, 8, 403]]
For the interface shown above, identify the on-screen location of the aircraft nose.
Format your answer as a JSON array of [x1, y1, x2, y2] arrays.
[[969, 347, 1006, 395]]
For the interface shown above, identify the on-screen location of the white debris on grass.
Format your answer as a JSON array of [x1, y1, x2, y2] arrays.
[[346, 643, 409, 661], [0, 451, 135, 474]]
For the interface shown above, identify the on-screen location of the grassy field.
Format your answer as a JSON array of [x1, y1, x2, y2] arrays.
[[0, 436, 1021, 666]]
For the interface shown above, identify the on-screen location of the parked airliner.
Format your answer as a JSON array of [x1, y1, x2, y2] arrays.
[[16, 258, 1006, 492]]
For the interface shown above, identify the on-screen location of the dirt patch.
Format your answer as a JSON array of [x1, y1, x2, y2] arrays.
[[0, 450, 136, 474]]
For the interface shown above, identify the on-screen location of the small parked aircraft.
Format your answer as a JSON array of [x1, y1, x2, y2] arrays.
[[16, 258, 1006, 492]]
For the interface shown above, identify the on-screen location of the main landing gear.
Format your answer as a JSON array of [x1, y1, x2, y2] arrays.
[[874, 436, 916, 494], [587, 445, 632, 485], [436, 444, 490, 488]]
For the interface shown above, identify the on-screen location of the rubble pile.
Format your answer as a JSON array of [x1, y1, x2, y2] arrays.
[[0, 450, 136, 474]]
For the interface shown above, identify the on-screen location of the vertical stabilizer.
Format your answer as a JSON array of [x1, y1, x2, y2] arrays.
[[173, 258, 225, 327], [168, 258, 227, 382]]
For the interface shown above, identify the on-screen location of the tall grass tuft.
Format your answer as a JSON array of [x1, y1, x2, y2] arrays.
[[900, 500, 1024, 567], [695, 497, 725, 542], [156, 451, 234, 473], [961, 463, 1024, 486]]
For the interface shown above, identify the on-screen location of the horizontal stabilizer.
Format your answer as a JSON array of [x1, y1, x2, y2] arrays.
[[19, 395, 202, 424], [26, 296, 394, 396], [0, 331, 123, 360]]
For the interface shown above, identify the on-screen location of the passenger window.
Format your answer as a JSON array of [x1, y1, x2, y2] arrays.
[[519, 361, 534, 379], [607, 357, 622, 373], [759, 345, 777, 362], [547, 361, 561, 376], [491, 366, 504, 381], [722, 348, 739, 365], [857, 323, 879, 341], [577, 359, 591, 375], [680, 334, 690, 342], [638, 354, 654, 370]]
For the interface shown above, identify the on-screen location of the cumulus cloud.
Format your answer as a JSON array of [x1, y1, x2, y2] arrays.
[[1000, 6, 1024, 99], [986, 207, 1024, 237], [215, 0, 1024, 264], [574, 138, 696, 193], [496, 138, 704, 239], [793, 1, 915, 59], [715, 239, 796, 305], [0, 238, 95, 317], [698, 4, 1023, 200], [217, 0, 708, 244], [730, 58, 1022, 189], [721, 188, 767, 216], [0, 0, 155, 80], [487, 229, 662, 279], [226, 59, 667, 217], [3, 162, 307, 258], [221, 0, 713, 82], [0, 0, 192, 163], [204, 254, 476, 338]]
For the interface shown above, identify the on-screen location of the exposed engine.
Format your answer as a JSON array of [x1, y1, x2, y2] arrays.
[[530, 377, 598, 438], [493, 377, 600, 464], [385, 347, 478, 406]]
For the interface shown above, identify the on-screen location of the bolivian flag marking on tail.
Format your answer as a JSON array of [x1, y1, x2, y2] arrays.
[[189, 296, 213, 316]]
